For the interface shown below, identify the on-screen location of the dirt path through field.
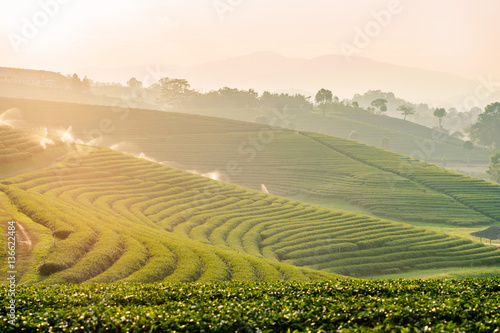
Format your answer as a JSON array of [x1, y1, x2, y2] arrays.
[[8, 221, 35, 280], [16, 222, 33, 251], [0, 216, 34, 279]]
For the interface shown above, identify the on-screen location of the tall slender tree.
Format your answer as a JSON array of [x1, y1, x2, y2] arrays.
[[315, 89, 333, 117], [433, 108, 447, 128]]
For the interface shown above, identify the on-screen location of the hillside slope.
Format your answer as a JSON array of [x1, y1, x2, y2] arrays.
[[1, 129, 499, 281], [294, 112, 489, 164], [0, 97, 498, 227], [183, 107, 490, 165], [1, 96, 491, 166]]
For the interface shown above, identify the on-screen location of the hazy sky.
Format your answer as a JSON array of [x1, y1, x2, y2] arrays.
[[1, 0, 499, 80]]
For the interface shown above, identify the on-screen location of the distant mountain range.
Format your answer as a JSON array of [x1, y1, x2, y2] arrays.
[[81, 51, 480, 105]]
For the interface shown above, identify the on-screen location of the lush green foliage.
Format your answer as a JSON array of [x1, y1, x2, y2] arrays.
[[1, 279, 500, 332]]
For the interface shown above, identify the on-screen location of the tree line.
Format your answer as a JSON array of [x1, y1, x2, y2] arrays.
[[149, 78, 469, 127], [152, 77, 373, 114]]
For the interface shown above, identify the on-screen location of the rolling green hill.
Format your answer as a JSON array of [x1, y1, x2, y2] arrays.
[[297, 113, 489, 164], [178, 107, 491, 165], [1, 97, 491, 166], [1, 126, 500, 282], [0, 97, 498, 229]]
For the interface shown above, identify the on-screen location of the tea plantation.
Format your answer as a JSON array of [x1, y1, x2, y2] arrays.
[[0, 131, 499, 281], [1, 112, 500, 331], [0, 97, 497, 226]]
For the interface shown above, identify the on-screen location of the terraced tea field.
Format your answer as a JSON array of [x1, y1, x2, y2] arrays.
[[1, 131, 499, 281], [303, 131, 500, 223], [1, 97, 498, 227], [144, 130, 498, 226], [3, 157, 343, 283]]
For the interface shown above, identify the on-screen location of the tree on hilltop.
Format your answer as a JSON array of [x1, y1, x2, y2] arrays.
[[371, 98, 388, 114], [159, 77, 191, 108], [315, 88, 333, 117], [397, 104, 415, 120], [433, 108, 447, 128]]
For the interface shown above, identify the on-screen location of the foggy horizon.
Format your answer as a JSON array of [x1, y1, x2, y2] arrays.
[[1, 0, 500, 83]]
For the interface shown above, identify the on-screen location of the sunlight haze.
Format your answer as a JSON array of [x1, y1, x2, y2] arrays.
[[1, 0, 499, 81]]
